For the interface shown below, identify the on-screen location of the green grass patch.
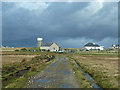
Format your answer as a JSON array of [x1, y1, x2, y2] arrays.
[[69, 59, 92, 88]]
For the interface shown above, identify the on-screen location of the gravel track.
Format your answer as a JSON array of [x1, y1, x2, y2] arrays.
[[26, 56, 80, 88]]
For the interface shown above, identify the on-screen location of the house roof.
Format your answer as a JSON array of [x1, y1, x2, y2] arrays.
[[41, 43, 53, 47], [41, 42, 59, 47], [84, 43, 100, 47], [111, 44, 120, 47]]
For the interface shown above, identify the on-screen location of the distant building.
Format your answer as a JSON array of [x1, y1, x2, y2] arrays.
[[37, 38, 60, 52], [62, 48, 75, 53], [83, 43, 104, 50], [111, 44, 119, 49]]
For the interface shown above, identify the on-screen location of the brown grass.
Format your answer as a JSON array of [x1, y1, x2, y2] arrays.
[[70, 54, 118, 88], [2, 55, 37, 65], [2, 51, 59, 65]]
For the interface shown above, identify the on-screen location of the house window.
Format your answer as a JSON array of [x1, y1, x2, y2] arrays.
[[53, 48, 55, 50]]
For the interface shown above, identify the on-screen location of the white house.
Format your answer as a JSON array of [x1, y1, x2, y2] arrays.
[[83, 43, 104, 50], [37, 38, 60, 52], [111, 44, 119, 49]]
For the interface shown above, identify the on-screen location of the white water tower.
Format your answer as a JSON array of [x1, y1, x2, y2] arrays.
[[37, 38, 43, 47]]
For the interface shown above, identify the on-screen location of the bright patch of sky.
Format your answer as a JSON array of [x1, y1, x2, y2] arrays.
[[15, 2, 49, 11]]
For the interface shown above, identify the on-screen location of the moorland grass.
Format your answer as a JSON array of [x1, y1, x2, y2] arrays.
[[68, 54, 118, 88], [2, 54, 56, 88]]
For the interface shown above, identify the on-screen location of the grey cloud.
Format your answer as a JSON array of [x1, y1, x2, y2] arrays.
[[2, 2, 118, 48]]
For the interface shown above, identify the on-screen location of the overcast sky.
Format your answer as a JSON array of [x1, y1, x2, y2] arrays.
[[2, 2, 118, 48]]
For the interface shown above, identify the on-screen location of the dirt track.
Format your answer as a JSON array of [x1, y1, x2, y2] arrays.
[[26, 56, 80, 88]]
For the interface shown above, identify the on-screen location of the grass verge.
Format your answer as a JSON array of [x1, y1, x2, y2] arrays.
[[69, 58, 92, 88], [68, 54, 118, 88], [2, 54, 56, 88]]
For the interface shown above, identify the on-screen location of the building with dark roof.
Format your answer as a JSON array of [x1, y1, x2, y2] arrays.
[[111, 44, 120, 49], [41, 43, 53, 47], [37, 38, 60, 52], [84, 43, 100, 47], [83, 43, 104, 50]]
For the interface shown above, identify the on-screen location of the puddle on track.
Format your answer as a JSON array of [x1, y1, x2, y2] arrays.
[[56, 70, 71, 75], [50, 62, 58, 67], [63, 62, 69, 65], [62, 70, 71, 74], [45, 69, 51, 72], [63, 58, 68, 61], [60, 84, 72, 88], [35, 78, 53, 83]]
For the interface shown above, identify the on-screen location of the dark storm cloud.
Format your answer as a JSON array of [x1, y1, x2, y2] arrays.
[[2, 2, 118, 48]]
